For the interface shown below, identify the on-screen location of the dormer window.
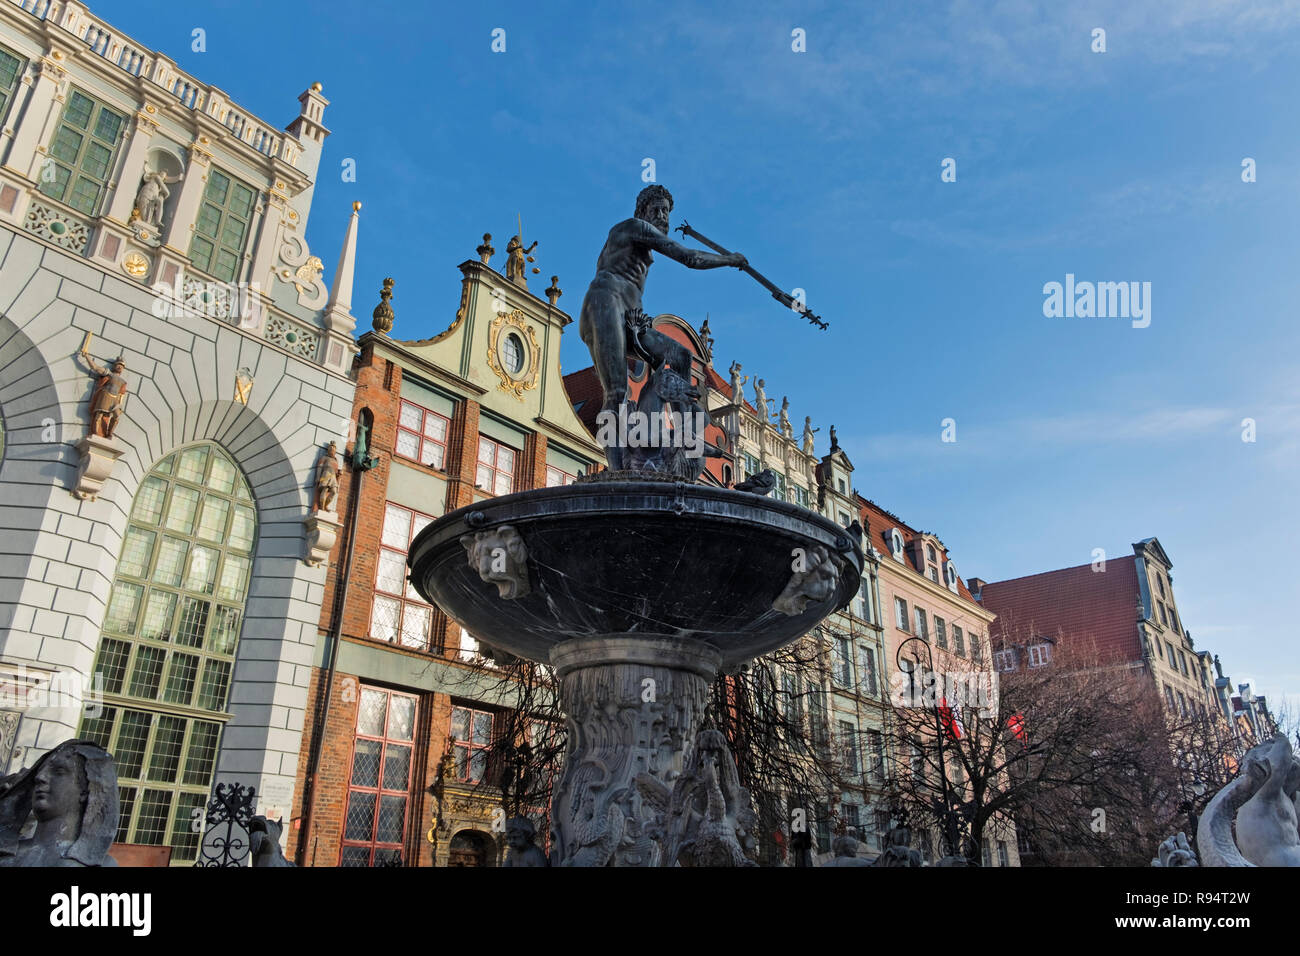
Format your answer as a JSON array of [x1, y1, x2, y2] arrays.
[[1027, 643, 1052, 667], [39, 88, 126, 217], [887, 528, 906, 562], [994, 648, 1017, 672], [836, 477, 846, 494], [1156, 575, 1165, 598], [189, 167, 256, 282], [926, 544, 937, 563], [943, 561, 959, 594]]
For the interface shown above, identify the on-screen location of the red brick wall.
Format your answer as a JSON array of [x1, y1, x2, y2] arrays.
[[287, 665, 360, 866], [296, 340, 506, 865]]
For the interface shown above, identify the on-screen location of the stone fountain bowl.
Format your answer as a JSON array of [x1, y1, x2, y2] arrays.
[[408, 478, 863, 672]]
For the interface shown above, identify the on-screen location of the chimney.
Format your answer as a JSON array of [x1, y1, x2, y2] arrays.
[[967, 577, 986, 601]]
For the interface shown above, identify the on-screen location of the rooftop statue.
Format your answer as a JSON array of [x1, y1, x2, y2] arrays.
[[0, 739, 120, 867]]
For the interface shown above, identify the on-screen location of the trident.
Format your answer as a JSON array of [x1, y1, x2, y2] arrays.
[[675, 221, 828, 330]]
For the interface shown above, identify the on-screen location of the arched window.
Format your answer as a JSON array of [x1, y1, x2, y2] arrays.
[[78, 443, 256, 863]]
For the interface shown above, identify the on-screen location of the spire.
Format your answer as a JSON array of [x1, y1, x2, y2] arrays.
[[324, 201, 360, 333]]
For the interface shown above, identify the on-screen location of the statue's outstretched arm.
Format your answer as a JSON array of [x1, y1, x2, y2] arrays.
[[634, 221, 743, 270]]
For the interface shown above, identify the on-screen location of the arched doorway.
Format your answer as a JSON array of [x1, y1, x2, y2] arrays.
[[446, 828, 494, 867], [78, 443, 256, 863]]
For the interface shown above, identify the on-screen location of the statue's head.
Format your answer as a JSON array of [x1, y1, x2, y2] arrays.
[[32, 750, 86, 823], [634, 184, 673, 233], [111, 358, 126, 374], [505, 816, 536, 850], [327, 441, 337, 455], [832, 834, 859, 858], [890, 825, 911, 847], [7, 739, 119, 865]]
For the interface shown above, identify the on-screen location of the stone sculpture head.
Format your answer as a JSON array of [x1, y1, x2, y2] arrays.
[[112, 359, 126, 375], [635, 184, 673, 234], [460, 524, 531, 600], [0, 739, 119, 867], [832, 833, 859, 858], [505, 816, 535, 851]]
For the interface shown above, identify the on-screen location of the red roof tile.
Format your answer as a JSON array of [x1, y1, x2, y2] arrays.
[[855, 497, 978, 605], [979, 558, 1144, 665]]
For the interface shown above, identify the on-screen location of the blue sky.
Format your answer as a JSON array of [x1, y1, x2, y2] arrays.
[[121, 0, 1300, 712]]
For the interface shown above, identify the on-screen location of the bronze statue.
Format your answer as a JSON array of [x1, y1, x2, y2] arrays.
[[314, 441, 340, 512], [0, 739, 120, 867], [872, 825, 923, 867], [249, 816, 295, 867], [579, 185, 745, 470], [822, 833, 871, 866], [502, 816, 548, 867], [78, 337, 128, 439], [505, 234, 537, 284]]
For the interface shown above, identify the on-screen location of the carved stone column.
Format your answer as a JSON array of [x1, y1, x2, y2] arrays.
[[547, 637, 717, 867]]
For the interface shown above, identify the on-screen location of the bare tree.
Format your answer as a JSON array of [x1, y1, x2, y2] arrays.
[[884, 633, 1195, 866]]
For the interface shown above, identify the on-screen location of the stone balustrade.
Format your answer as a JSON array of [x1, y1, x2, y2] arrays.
[[7, 0, 299, 165]]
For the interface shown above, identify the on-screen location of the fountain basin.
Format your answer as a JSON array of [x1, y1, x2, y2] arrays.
[[408, 479, 863, 671]]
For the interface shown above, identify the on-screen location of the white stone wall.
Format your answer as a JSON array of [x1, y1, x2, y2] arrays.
[[0, 224, 354, 824]]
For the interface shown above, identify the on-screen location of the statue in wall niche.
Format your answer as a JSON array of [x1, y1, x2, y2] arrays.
[[78, 336, 129, 440], [133, 168, 183, 229], [872, 825, 923, 867], [314, 441, 340, 513], [777, 397, 792, 439], [802, 416, 819, 456], [249, 816, 295, 867], [0, 739, 120, 867], [502, 816, 548, 867]]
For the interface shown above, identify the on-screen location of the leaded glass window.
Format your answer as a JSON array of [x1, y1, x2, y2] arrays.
[[79, 443, 255, 864], [38, 87, 126, 216], [0, 46, 23, 126], [188, 167, 255, 282], [340, 687, 416, 867]]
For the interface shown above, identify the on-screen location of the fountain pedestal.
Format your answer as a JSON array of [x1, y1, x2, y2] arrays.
[[548, 637, 719, 866], [408, 478, 862, 866]]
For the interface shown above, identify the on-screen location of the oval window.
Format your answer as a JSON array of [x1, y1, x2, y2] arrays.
[[502, 333, 525, 375]]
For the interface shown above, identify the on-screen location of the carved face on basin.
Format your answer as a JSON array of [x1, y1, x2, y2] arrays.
[[460, 524, 530, 600]]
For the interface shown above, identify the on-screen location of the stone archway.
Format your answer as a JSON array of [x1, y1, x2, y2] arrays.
[[446, 828, 496, 867]]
